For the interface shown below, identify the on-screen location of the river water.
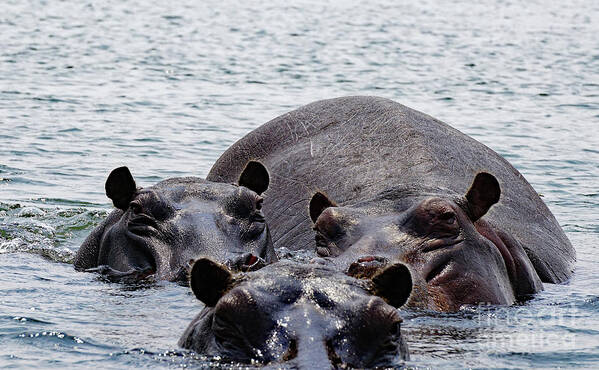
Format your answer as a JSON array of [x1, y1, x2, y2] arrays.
[[1, 0, 598, 368]]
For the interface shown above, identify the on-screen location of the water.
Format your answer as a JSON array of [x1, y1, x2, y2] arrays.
[[1, 0, 598, 367]]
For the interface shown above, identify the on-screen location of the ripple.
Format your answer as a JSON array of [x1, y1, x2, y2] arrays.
[[0, 315, 54, 325], [1, 0, 598, 367], [17, 207, 46, 218], [19, 330, 85, 343]]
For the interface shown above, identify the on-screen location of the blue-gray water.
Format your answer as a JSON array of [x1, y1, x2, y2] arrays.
[[1, 0, 598, 368]]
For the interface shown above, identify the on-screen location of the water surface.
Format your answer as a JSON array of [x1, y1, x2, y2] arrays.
[[1, 0, 598, 368]]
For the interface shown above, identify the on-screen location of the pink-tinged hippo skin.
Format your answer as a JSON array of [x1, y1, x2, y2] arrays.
[[179, 258, 412, 368], [74, 162, 277, 283], [207, 96, 574, 311]]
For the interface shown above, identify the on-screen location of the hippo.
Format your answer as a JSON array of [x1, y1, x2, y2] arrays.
[[207, 96, 575, 311], [179, 258, 412, 368], [308, 173, 544, 311], [74, 161, 277, 282]]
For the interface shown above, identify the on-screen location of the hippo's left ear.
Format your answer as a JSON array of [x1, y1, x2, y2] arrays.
[[465, 172, 501, 222], [371, 263, 412, 308], [105, 166, 137, 210], [190, 258, 233, 307], [238, 161, 269, 195]]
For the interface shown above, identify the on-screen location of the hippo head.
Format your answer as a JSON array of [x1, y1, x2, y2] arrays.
[[309, 173, 543, 311], [74, 161, 277, 282], [179, 258, 412, 368]]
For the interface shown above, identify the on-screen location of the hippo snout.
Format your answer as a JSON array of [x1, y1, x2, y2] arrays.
[[290, 338, 333, 370]]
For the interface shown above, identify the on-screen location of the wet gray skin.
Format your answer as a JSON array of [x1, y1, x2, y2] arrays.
[[309, 173, 543, 311], [74, 161, 277, 283], [179, 258, 412, 369], [207, 96, 575, 311]]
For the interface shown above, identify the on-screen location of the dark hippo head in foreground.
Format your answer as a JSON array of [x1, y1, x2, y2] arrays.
[[74, 162, 276, 282], [179, 259, 412, 368], [310, 172, 544, 311]]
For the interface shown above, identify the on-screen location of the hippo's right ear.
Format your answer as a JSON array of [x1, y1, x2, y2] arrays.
[[371, 263, 412, 308], [309, 192, 337, 223], [238, 161, 269, 195], [190, 258, 233, 307], [105, 166, 137, 210], [465, 172, 501, 222]]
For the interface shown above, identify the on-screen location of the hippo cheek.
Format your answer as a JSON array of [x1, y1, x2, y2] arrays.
[[426, 274, 512, 311], [211, 290, 283, 363], [123, 232, 162, 273], [343, 299, 407, 365], [422, 248, 516, 311], [475, 222, 544, 297], [128, 219, 190, 280], [96, 223, 158, 274]]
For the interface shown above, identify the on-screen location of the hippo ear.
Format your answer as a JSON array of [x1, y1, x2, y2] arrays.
[[190, 258, 233, 307], [105, 166, 137, 210], [238, 161, 269, 195], [465, 172, 501, 222], [309, 192, 337, 223], [371, 263, 412, 308]]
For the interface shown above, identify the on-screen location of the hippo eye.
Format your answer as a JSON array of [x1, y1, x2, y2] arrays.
[[439, 211, 456, 224]]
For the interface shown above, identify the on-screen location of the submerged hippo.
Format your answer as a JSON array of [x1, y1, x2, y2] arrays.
[[309, 172, 544, 311], [207, 96, 575, 311], [179, 258, 412, 368], [74, 162, 276, 282]]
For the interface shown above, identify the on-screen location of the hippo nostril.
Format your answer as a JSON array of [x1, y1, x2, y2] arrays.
[[256, 197, 264, 210], [325, 339, 342, 367], [316, 246, 331, 257], [246, 254, 258, 266], [281, 339, 297, 362], [358, 256, 376, 263]]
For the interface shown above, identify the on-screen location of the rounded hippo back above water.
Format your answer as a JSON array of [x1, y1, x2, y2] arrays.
[[207, 96, 575, 310], [74, 161, 276, 282]]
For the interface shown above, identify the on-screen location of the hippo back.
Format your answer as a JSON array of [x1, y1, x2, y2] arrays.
[[207, 96, 574, 283]]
